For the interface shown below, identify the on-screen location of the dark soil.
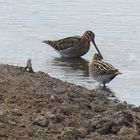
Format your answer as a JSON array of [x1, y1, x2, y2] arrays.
[[0, 64, 140, 140]]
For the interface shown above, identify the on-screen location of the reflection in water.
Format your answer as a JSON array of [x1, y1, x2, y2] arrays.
[[50, 57, 90, 77]]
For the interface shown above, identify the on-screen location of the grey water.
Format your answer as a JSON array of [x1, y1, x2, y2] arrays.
[[0, 0, 140, 105]]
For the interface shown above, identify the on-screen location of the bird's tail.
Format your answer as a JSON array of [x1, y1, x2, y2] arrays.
[[43, 40, 58, 47], [42, 40, 51, 45], [114, 70, 122, 75]]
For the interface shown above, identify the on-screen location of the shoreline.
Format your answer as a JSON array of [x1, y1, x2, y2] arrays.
[[0, 64, 140, 139]]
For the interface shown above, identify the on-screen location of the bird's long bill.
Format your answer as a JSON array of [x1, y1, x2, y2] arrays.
[[91, 39, 103, 59]]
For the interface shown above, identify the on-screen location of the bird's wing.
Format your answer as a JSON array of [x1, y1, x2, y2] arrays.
[[45, 36, 81, 51], [93, 61, 117, 75]]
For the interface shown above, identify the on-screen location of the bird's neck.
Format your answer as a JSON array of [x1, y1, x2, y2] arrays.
[[80, 35, 90, 44]]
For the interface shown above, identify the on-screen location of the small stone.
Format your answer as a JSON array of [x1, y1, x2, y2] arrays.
[[132, 106, 140, 112], [8, 120, 16, 126], [24, 58, 34, 73], [33, 115, 50, 127], [114, 103, 127, 111], [94, 105, 106, 113], [0, 110, 4, 116], [123, 101, 127, 105], [33, 112, 57, 127], [0, 129, 7, 138], [12, 108, 23, 116], [118, 126, 138, 137], [50, 95, 55, 101], [26, 58, 32, 68], [60, 127, 81, 139], [19, 123, 26, 127], [77, 128, 88, 138]]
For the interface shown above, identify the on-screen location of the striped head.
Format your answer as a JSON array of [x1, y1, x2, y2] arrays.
[[92, 53, 103, 62], [83, 31, 95, 41], [83, 30, 103, 59]]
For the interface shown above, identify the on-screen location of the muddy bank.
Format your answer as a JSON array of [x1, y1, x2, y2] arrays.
[[0, 64, 140, 140]]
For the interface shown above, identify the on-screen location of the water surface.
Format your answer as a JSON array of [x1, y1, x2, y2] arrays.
[[0, 0, 140, 105]]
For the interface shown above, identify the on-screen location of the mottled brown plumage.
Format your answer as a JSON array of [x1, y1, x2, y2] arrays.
[[89, 53, 121, 86], [43, 31, 102, 58]]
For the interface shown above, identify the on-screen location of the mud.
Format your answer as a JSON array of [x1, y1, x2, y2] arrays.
[[0, 64, 140, 140]]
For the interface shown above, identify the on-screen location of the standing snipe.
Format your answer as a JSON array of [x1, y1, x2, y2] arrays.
[[89, 53, 121, 87], [43, 30, 102, 58]]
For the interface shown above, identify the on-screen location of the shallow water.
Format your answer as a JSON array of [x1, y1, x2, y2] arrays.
[[0, 0, 140, 105]]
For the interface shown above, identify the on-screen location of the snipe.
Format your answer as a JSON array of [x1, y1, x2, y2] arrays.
[[43, 30, 102, 58], [89, 53, 121, 87]]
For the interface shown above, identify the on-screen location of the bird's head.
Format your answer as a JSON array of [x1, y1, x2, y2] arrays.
[[83, 30, 103, 58], [93, 53, 103, 62]]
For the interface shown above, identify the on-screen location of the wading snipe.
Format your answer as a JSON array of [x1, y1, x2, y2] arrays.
[[43, 30, 102, 58], [89, 53, 121, 87]]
